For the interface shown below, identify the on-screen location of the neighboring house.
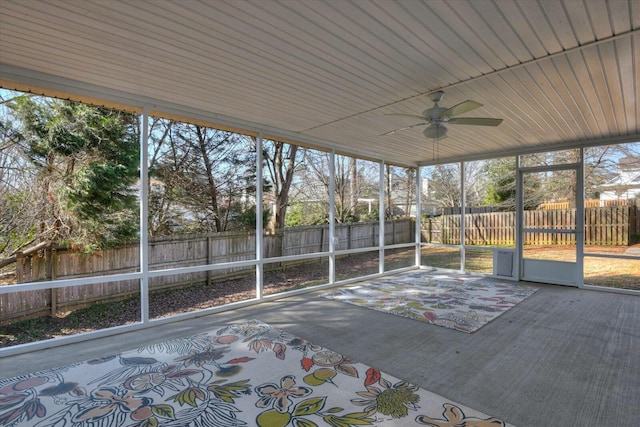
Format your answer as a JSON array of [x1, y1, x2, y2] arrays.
[[598, 156, 640, 204]]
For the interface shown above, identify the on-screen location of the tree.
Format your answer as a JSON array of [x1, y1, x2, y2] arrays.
[[263, 140, 300, 231], [482, 147, 640, 210], [150, 122, 257, 233], [424, 164, 461, 208], [284, 152, 383, 225], [0, 93, 38, 255], [295, 151, 360, 224], [335, 155, 359, 222], [384, 165, 415, 218], [1, 94, 139, 253], [147, 117, 177, 236], [482, 158, 516, 209]]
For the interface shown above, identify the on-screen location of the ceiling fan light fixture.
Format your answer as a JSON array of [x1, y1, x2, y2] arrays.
[[423, 124, 447, 139]]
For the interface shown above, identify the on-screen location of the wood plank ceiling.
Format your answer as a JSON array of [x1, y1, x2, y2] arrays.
[[1, 0, 638, 167]]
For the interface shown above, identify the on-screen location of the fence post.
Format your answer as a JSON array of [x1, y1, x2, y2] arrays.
[[15, 251, 24, 283], [207, 236, 213, 286], [51, 246, 57, 280], [392, 220, 396, 245], [429, 218, 433, 242], [372, 223, 376, 246], [420, 217, 431, 243], [46, 247, 58, 317], [52, 247, 58, 317], [275, 229, 285, 268]]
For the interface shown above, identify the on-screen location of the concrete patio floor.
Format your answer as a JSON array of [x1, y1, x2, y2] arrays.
[[1, 275, 638, 426]]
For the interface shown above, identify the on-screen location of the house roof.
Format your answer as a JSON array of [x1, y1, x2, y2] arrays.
[[600, 156, 640, 189], [1, 0, 638, 167], [618, 156, 640, 170], [601, 172, 640, 187]]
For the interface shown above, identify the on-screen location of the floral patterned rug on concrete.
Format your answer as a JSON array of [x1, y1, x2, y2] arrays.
[[0, 320, 513, 426], [322, 270, 538, 333]]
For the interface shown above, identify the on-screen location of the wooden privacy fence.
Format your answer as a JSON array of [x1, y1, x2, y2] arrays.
[[1, 219, 413, 324], [422, 206, 638, 246], [584, 206, 639, 245]]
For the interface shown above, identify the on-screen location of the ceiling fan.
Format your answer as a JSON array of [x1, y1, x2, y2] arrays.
[[382, 91, 503, 139]]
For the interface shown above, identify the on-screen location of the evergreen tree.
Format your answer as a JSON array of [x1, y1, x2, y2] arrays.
[[6, 96, 139, 251], [482, 158, 516, 208]]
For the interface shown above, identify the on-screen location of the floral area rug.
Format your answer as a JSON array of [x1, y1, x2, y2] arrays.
[[0, 320, 513, 426], [322, 271, 538, 333]]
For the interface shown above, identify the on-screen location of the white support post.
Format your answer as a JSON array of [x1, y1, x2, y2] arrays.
[[415, 167, 422, 267], [577, 148, 585, 287], [255, 134, 264, 299], [379, 161, 385, 274], [139, 106, 150, 324], [515, 155, 522, 281], [460, 161, 465, 272], [329, 150, 336, 284]]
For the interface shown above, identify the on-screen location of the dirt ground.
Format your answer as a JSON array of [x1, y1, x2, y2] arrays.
[[1, 246, 637, 347], [0, 251, 411, 347]]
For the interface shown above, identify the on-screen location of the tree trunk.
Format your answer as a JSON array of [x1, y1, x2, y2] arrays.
[[349, 157, 358, 219], [196, 126, 222, 231]]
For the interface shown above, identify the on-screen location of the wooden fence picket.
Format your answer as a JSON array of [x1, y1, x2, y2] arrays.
[[422, 206, 637, 246], [1, 219, 414, 324]]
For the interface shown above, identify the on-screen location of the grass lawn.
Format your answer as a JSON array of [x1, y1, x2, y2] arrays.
[[421, 245, 639, 290]]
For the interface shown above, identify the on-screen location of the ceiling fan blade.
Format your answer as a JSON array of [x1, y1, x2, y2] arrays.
[[384, 113, 428, 120], [448, 117, 503, 126], [381, 122, 427, 136], [439, 100, 483, 119]]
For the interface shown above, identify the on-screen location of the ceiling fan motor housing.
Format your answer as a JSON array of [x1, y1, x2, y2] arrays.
[[424, 106, 448, 121]]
